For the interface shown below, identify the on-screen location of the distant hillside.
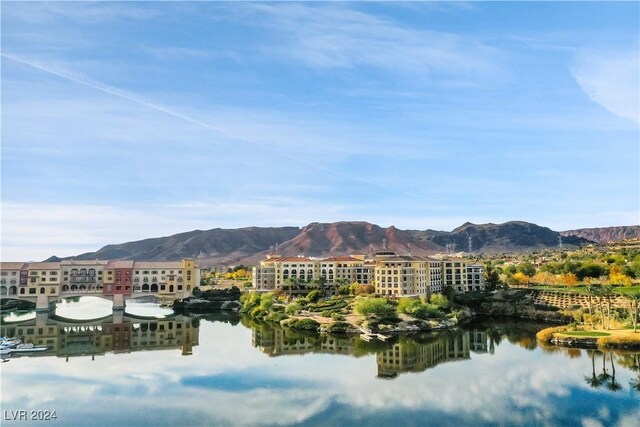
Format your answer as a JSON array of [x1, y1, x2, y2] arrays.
[[560, 226, 640, 244], [46, 220, 605, 265], [430, 221, 589, 253], [53, 227, 300, 265]]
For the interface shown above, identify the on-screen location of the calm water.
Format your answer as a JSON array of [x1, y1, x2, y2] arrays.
[[1, 297, 639, 426]]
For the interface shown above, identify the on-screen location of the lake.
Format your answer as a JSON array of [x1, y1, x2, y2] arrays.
[[1, 297, 639, 426]]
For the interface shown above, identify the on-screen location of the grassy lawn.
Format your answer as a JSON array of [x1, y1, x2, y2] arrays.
[[529, 285, 640, 296], [616, 286, 640, 295], [559, 331, 611, 337]]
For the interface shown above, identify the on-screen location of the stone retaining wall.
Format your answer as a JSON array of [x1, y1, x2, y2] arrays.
[[533, 290, 627, 310]]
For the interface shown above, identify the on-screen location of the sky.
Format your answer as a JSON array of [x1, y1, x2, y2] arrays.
[[1, 1, 639, 261]]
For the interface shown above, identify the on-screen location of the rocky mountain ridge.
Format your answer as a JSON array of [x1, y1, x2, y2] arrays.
[[44, 221, 639, 266]]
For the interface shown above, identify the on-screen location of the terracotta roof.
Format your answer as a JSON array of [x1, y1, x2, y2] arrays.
[[60, 260, 109, 266], [0, 262, 27, 270], [377, 255, 431, 263], [106, 260, 135, 269], [276, 257, 314, 263], [133, 261, 183, 269], [27, 262, 62, 270], [321, 256, 363, 262]]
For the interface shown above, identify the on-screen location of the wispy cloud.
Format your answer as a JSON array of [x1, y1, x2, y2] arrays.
[[572, 48, 640, 124], [3, 2, 161, 25], [228, 3, 502, 81]]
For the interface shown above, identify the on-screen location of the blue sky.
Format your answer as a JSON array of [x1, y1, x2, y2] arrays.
[[1, 1, 639, 260]]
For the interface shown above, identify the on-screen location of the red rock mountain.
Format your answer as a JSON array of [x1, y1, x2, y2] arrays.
[[46, 221, 638, 265], [560, 226, 640, 244]]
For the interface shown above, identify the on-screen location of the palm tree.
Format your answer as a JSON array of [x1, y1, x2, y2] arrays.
[[606, 352, 622, 392], [585, 284, 597, 329], [600, 285, 614, 329], [598, 351, 612, 386], [623, 291, 640, 332], [584, 350, 604, 389]]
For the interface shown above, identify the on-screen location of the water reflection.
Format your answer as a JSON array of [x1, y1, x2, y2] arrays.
[[0, 312, 199, 359], [1, 312, 639, 426]]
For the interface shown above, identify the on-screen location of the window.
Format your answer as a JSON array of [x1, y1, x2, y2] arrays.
[[29, 288, 36, 294]]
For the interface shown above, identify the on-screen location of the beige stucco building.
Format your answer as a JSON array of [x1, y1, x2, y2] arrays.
[[252, 250, 483, 297]]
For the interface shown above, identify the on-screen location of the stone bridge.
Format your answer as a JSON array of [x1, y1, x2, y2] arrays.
[[0, 289, 186, 312]]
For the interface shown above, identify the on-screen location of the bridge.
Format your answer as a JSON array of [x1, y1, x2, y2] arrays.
[[0, 288, 190, 312]]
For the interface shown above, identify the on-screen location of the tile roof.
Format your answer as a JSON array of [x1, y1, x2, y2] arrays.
[[0, 262, 27, 270], [106, 260, 135, 269], [321, 256, 363, 262], [276, 257, 314, 263], [27, 262, 62, 270], [60, 260, 109, 266], [133, 261, 183, 269]]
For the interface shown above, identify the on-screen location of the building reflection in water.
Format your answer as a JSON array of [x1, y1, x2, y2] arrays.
[[251, 322, 488, 378], [0, 312, 199, 360]]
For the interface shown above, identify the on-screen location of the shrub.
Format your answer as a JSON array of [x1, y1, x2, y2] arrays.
[[338, 285, 351, 295], [285, 302, 302, 315], [265, 311, 288, 323], [289, 318, 320, 331], [429, 293, 452, 310], [536, 326, 571, 343], [327, 321, 351, 333], [355, 297, 397, 320], [307, 290, 322, 303]]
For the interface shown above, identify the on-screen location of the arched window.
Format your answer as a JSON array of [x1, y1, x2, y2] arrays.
[[40, 287, 45, 294], [307, 269, 313, 276], [169, 285, 174, 293], [80, 269, 87, 276], [71, 269, 78, 276], [0, 286, 6, 295], [79, 285, 87, 291], [70, 285, 78, 291], [283, 269, 289, 279], [134, 284, 141, 292], [9, 286, 17, 295], [291, 269, 297, 277], [142, 284, 150, 292], [20, 288, 25, 295], [150, 284, 158, 293], [89, 269, 96, 276]]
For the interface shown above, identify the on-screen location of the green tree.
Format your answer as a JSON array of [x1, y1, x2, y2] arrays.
[[484, 264, 501, 290], [517, 262, 536, 277], [354, 297, 396, 320], [306, 289, 321, 303]]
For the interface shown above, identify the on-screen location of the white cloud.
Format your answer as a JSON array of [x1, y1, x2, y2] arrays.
[[228, 3, 502, 81], [572, 48, 640, 124]]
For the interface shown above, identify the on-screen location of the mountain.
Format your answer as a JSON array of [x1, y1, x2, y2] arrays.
[[560, 226, 640, 244], [430, 221, 588, 253], [53, 226, 300, 265], [47, 220, 607, 265]]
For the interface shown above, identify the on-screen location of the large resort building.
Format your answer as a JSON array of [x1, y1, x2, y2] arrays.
[[252, 250, 484, 297], [0, 259, 198, 299]]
